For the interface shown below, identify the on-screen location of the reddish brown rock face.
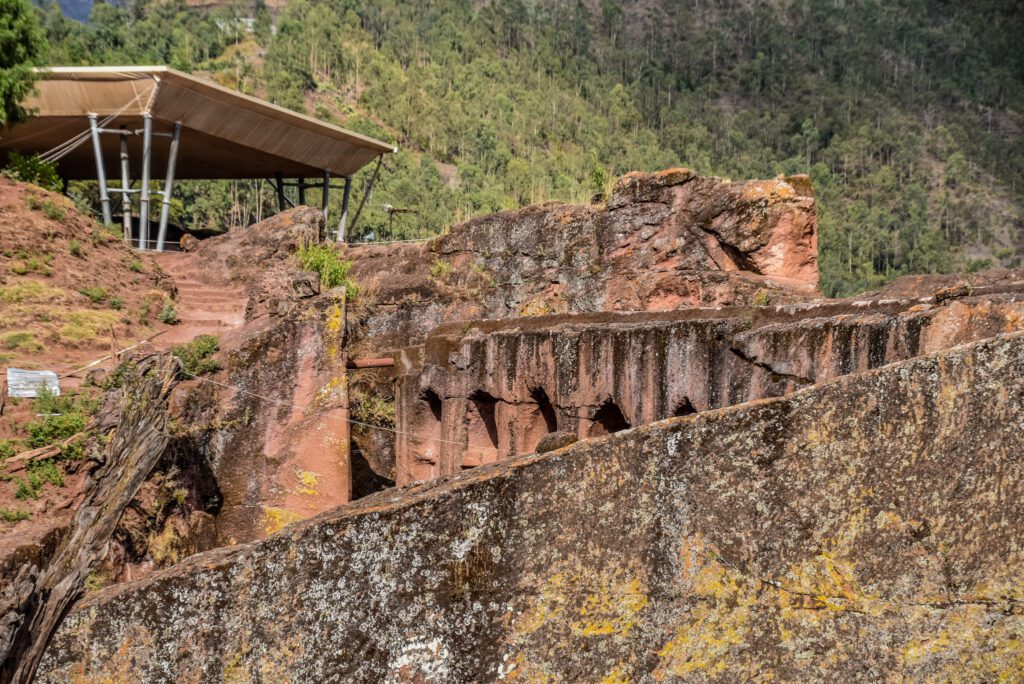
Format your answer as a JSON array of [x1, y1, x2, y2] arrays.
[[393, 285, 1024, 484], [34, 332, 1024, 682], [345, 169, 820, 354]]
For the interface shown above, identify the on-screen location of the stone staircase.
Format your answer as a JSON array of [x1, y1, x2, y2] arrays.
[[148, 252, 248, 346]]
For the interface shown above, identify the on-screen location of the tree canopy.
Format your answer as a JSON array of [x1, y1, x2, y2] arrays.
[[28, 0, 1024, 295], [0, 0, 47, 126]]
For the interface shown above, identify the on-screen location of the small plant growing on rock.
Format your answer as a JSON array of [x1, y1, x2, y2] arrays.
[[171, 334, 220, 377], [350, 390, 396, 428], [429, 258, 452, 279], [69, 239, 83, 257], [752, 289, 771, 307], [295, 243, 358, 300], [128, 259, 144, 273], [158, 299, 178, 324], [108, 296, 124, 310]]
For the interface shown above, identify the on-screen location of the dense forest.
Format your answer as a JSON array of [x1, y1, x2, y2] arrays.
[[17, 0, 1024, 295]]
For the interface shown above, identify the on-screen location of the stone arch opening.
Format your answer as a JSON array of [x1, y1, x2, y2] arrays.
[[589, 400, 630, 437], [673, 397, 697, 417], [409, 389, 443, 481], [521, 387, 559, 453], [464, 391, 500, 467], [531, 387, 558, 434]]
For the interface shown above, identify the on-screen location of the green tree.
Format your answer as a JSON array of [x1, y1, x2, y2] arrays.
[[0, 0, 47, 126]]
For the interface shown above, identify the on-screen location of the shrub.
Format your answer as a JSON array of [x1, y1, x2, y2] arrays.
[[128, 259, 145, 273], [108, 295, 124, 310], [158, 300, 178, 324], [295, 243, 358, 299], [3, 152, 60, 191], [15, 459, 65, 500], [0, 439, 17, 461], [0, 508, 31, 523], [69, 239, 82, 257], [25, 388, 94, 448], [101, 360, 136, 390], [171, 334, 220, 377], [9, 251, 53, 276], [79, 285, 107, 304]]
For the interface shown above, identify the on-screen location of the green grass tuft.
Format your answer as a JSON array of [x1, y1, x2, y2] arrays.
[[295, 243, 358, 299], [171, 334, 221, 377]]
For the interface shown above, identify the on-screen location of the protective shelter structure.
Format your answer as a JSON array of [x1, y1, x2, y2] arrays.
[[0, 66, 395, 250]]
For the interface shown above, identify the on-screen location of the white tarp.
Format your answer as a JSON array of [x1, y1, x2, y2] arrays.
[[6, 368, 61, 398]]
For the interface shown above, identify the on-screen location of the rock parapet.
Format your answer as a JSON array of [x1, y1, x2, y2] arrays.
[[36, 331, 1024, 682]]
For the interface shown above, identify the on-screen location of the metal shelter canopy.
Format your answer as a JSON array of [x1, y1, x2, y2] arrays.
[[0, 66, 396, 250]]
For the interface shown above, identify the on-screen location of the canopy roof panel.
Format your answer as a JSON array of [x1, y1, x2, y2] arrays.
[[0, 66, 396, 180]]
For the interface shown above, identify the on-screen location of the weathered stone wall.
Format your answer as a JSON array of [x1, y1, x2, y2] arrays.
[[394, 287, 1024, 483], [347, 169, 820, 353], [37, 332, 1024, 682], [167, 208, 353, 545]]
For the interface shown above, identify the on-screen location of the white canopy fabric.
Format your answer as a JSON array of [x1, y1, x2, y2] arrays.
[[0, 66, 395, 180]]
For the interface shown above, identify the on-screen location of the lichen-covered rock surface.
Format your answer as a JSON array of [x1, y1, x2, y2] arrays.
[[346, 169, 819, 353], [37, 331, 1024, 682]]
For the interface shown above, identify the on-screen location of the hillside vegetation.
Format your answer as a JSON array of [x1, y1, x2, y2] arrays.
[[31, 0, 1024, 295]]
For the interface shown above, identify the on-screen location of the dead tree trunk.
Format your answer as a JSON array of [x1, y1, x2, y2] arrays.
[[0, 353, 180, 683]]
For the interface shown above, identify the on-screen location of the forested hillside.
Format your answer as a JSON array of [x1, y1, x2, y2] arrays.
[[31, 0, 1024, 295]]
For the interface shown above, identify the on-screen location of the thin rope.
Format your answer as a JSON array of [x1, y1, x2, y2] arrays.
[[175, 366, 498, 452], [38, 88, 149, 163], [15, 337, 498, 453]]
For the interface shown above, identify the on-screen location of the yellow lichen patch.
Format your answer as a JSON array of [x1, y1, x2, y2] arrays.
[[294, 468, 321, 497], [655, 550, 757, 679], [599, 666, 630, 684], [322, 296, 346, 358], [571, 577, 648, 637], [262, 506, 304, 535], [901, 605, 1024, 682], [314, 375, 346, 407], [655, 603, 751, 678], [511, 571, 572, 636]]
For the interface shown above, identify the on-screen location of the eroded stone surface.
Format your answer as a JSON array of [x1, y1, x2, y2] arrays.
[[394, 285, 1024, 482], [346, 169, 819, 353], [36, 332, 1024, 682]]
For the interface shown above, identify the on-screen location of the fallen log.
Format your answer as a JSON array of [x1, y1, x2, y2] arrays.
[[0, 353, 181, 683]]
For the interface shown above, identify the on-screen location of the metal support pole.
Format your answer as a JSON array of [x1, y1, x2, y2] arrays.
[[298, 177, 306, 205], [119, 128, 132, 245], [348, 155, 383, 240], [88, 114, 113, 225], [138, 114, 153, 250], [156, 122, 181, 252], [275, 172, 286, 212], [321, 171, 331, 221], [336, 176, 352, 242]]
